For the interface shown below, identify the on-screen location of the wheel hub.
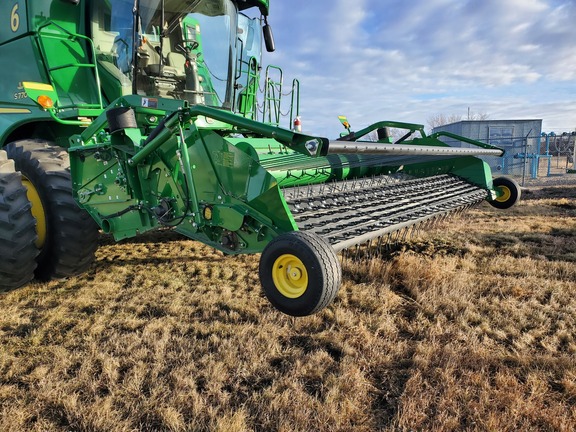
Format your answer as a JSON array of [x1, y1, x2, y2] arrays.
[[272, 254, 309, 298], [21, 177, 46, 248], [496, 185, 512, 203]]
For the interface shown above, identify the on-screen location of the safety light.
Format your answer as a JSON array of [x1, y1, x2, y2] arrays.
[[37, 95, 54, 109]]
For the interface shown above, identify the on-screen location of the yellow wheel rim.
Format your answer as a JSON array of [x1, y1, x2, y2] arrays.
[[272, 254, 309, 299], [21, 177, 47, 248], [495, 185, 512, 203]]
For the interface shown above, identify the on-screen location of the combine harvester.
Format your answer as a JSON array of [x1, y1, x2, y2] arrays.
[[0, 0, 520, 315]]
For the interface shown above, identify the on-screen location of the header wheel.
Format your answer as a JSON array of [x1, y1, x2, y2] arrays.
[[259, 231, 341, 316]]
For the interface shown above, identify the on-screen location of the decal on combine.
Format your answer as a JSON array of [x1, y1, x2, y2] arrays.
[[10, 4, 20, 33]]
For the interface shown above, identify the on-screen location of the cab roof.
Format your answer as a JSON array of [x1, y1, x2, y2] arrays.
[[236, 0, 269, 16]]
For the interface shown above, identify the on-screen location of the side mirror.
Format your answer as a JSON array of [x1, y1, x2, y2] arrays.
[[263, 23, 275, 52]]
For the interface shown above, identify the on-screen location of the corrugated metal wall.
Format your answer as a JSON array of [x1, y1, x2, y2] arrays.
[[433, 120, 542, 176]]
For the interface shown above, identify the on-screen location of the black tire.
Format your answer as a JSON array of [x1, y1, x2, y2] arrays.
[[5, 140, 99, 281], [259, 231, 341, 316], [489, 176, 521, 209], [0, 151, 38, 291]]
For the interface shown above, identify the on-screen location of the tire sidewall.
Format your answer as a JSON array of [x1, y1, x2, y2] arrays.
[[0, 152, 38, 289], [6, 142, 62, 272]]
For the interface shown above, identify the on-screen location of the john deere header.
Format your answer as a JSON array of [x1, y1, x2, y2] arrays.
[[0, 0, 520, 316]]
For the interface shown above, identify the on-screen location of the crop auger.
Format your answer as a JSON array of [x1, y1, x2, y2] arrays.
[[0, 0, 520, 316]]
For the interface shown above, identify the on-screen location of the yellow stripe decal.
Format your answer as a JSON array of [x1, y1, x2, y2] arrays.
[[0, 108, 31, 114], [22, 81, 54, 92]]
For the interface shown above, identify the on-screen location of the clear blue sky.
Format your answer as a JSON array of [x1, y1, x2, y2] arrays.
[[261, 0, 576, 137]]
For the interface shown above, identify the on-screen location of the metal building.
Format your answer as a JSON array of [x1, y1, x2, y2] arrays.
[[432, 119, 543, 176]]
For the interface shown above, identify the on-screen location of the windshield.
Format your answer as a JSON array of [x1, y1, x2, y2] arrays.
[[91, 0, 238, 108], [235, 13, 262, 117], [237, 14, 262, 66]]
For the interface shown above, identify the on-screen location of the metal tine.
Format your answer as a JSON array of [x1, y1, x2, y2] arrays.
[[400, 227, 409, 243], [409, 224, 418, 241], [342, 247, 349, 262], [385, 233, 392, 250], [417, 222, 424, 238], [354, 244, 360, 260], [393, 230, 401, 245], [344, 245, 353, 261], [410, 224, 417, 240], [393, 228, 402, 244], [398, 228, 406, 243], [420, 220, 430, 233]]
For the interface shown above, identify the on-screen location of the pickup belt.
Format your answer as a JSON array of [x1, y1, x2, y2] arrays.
[[282, 174, 487, 252]]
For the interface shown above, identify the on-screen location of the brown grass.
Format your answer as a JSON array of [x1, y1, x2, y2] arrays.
[[1, 180, 575, 431]]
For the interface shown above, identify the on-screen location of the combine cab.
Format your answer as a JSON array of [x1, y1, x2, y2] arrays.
[[0, 0, 520, 316]]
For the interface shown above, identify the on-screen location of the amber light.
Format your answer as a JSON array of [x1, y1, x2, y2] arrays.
[[37, 95, 54, 109]]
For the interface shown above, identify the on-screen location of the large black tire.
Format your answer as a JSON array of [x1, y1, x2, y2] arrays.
[[0, 151, 38, 291], [489, 176, 521, 210], [5, 140, 99, 281], [259, 231, 342, 316]]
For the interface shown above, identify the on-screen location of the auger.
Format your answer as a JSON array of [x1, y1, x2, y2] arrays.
[[0, 0, 520, 316]]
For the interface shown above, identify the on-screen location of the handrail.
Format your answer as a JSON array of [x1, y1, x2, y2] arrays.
[[35, 20, 103, 111], [238, 56, 259, 121], [263, 65, 283, 126], [289, 78, 300, 128]]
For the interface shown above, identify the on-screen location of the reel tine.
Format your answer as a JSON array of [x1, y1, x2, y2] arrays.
[[401, 227, 409, 242], [376, 235, 383, 256], [409, 224, 418, 241], [342, 246, 350, 263]]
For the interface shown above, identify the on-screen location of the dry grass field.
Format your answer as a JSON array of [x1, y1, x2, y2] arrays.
[[1, 175, 575, 431]]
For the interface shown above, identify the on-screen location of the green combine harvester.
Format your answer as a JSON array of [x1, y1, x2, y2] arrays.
[[0, 0, 520, 316]]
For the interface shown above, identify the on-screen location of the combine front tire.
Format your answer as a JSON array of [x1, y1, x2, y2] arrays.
[[489, 176, 521, 209], [0, 151, 38, 291], [259, 231, 341, 316], [5, 140, 99, 281]]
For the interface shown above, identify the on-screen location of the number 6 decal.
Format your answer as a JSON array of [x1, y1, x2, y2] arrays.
[[11, 4, 20, 33]]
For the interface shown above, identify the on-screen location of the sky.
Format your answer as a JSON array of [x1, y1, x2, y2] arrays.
[[260, 0, 576, 138]]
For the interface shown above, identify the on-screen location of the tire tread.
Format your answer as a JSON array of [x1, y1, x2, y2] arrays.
[[5, 140, 99, 280]]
